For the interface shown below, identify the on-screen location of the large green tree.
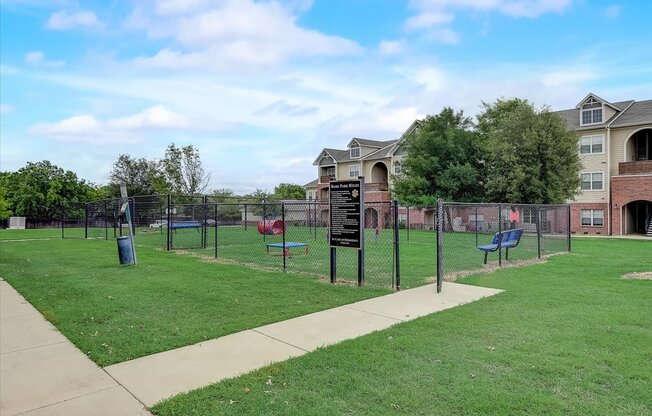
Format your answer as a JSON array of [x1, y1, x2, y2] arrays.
[[477, 98, 581, 204], [3, 161, 95, 220], [159, 144, 210, 196], [273, 183, 305, 200], [108, 154, 160, 197], [0, 184, 13, 220], [393, 107, 484, 205]]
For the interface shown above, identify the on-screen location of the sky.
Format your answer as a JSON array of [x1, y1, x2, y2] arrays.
[[1, 0, 651, 194]]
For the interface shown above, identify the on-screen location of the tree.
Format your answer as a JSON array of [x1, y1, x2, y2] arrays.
[[108, 154, 160, 197], [477, 98, 581, 204], [273, 183, 305, 200], [0, 185, 12, 220], [393, 107, 484, 205], [243, 189, 280, 218], [4, 161, 95, 220], [159, 144, 210, 196]]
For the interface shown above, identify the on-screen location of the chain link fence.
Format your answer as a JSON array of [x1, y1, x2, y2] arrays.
[[435, 201, 571, 288]]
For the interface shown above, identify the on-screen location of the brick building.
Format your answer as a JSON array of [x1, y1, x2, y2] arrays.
[[557, 93, 652, 236]]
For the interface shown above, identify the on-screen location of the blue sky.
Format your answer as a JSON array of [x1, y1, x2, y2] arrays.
[[1, 0, 651, 194]]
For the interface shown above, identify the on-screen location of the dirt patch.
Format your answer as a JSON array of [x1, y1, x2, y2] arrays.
[[622, 272, 652, 280]]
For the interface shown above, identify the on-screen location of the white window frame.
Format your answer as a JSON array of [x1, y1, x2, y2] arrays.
[[349, 164, 360, 178], [579, 134, 604, 155], [350, 146, 361, 159], [580, 209, 604, 227], [580, 172, 604, 191], [522, 208, 535, 224]]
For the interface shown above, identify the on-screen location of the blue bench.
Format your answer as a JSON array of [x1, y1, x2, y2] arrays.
[[170, 221, 202, 233], [266, 242, 309, 257], [477, 229, 523, 264]]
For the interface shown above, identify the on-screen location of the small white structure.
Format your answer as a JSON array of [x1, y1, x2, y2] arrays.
[[8, 217, 26, 229]]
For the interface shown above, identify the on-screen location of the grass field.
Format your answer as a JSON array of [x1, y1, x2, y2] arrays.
[[1, 228, 650, 414], [1, 225, 568, 290], [151, 237, 652, 415], [0, 237, 389, 365]]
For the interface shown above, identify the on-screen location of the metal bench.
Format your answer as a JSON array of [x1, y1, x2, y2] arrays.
[[477, 229, 523, 264]]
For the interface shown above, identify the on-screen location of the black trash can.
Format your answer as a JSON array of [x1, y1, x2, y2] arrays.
[[117, 236, 135, 265]]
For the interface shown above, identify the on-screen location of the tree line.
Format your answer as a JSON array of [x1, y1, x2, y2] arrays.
[[393, 98, 581, 205], [0, 143, 307, 221]]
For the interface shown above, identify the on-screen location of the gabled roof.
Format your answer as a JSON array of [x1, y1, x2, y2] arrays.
[[575, 92, 621, 111], [303, 179, 318, 188], [556, 99, 634, 130], [388, 119, 424, 156], [347, 137, 396, 149], [609, 99, 652, 127]]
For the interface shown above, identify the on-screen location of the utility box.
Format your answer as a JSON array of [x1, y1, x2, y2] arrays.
[[8, 217, 26, 229]]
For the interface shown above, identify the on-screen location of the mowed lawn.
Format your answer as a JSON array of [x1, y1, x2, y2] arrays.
[[0, 237, 389, 366], [152, 238, 652, 415]]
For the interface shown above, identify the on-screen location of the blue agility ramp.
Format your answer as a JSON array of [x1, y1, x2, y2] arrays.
[[265, 242, 309, 257]]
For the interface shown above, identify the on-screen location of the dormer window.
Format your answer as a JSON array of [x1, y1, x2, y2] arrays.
[[350, 143, 360, 158], [580, 97, 603, 125]]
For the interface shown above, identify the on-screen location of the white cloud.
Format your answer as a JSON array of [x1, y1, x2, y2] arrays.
[[540, 67, 600, 87], [25, 51, 65, 68], [604, 4, 620, 18], [46, 10, 102, 30], [405, 11, 454, 30], [130, 0, 362, 69], [107, 105, 190, 130], [378, 40, 405, 56], [28, 106, 192, 143], [406, 0, 572, 42]]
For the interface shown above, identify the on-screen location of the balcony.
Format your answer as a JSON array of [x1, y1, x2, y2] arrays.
[[619, 160, 652, 175], [320, 175, 335, 183], [365, 182, 389, 192]]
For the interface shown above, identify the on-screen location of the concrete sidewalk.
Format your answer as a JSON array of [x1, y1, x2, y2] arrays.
[[106, 282, 502, 407], [0, 279, 151, 416]]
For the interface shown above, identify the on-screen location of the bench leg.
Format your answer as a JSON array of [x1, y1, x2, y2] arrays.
[[284, 248, 289, 257], [506, 248, 509, 260], [484, 252, 488, 265], [305, 245, 309, 255]]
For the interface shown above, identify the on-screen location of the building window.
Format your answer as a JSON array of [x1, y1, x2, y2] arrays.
[[325, 167, 335, 179], [350, 146, 360, 159], [349, 164, 360, 178], [580, 172, 603, 191], [522, 208, 534, 224], [580, 97, 603, 126], [580, 209, 604, 227], [394, 161, 402, 174], [580, 135, 604, 154], [581, 108, 602, 125]]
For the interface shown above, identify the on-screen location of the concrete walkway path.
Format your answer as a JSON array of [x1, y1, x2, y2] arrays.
[[106, 282, 502, 407], [0, 279, 151, 416]]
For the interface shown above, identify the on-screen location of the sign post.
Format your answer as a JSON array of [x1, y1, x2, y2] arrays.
[[329, 177, 364, 286]]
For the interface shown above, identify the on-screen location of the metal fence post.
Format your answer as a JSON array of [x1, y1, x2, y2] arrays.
[[244, 204, 247, 231], [475, 206, 479, 247], [393, 200, 401, 291], [84, 203, 89, 239], [262, 200, 266, 242], [536, 205, 542, 258], [567, 204, 572, 252], [498, 205, 502, 266], [61, 206, 65, 239], [282, 202, 286, 272], [214, 204, 218, 259], [436, 198, 443, 293], [202, 195, 208, 249], [406, 206, 410, 242], [104, 200, 108, 240], [166, 194, 172, 251]]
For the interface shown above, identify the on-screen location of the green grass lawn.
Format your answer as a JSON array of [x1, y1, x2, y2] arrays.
[[0, 238, 389, 366], [151, 237, 652, 415]]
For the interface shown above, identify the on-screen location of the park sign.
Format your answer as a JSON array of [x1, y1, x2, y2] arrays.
[[329, 179, 363, 249]]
